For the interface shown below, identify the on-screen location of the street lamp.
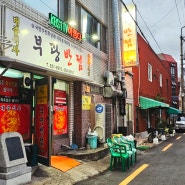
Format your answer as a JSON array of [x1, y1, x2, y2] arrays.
[[180, 26, 185, 114]]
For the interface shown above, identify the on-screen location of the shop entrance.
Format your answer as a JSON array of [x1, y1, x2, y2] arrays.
[[34, 77, 52, 166], [0, 66, 69, 167]]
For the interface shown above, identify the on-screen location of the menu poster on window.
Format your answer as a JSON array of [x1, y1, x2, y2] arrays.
[[53, 105, 67, 135], [54, 90, 66, 105], [0, 76, 19, 96], [0, 103, 31, 140], [35, 104, 49, 158]]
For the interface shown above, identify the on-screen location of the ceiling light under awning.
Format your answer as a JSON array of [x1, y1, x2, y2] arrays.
[[0, 68, 23, 78]]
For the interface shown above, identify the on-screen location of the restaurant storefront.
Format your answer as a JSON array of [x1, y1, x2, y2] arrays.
[[0, 1, 110, 166]]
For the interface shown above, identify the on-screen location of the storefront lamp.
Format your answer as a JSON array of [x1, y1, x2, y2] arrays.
[[68, 20, 76, 27], [81, 34, 99, 42]]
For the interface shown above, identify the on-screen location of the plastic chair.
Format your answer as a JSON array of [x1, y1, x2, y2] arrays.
[[107, 138, 129, 172], [120, 135, 137, 165], [112, 136, 134, 165]]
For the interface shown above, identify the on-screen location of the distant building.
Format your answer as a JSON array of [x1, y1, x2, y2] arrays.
[[132, 34, 180, 132]]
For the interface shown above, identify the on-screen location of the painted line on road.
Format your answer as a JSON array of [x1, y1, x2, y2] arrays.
[[161, 143, 173, 152], [119, 164, 149, 185], [176, 136, 181, 140]]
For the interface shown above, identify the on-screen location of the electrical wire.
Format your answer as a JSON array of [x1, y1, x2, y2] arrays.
[[175, 0, 182, 28], [39, 0, 57, 14], [150, 0, 181, 29], [131, 0, 183, 54], [133, 1, 163, 54]]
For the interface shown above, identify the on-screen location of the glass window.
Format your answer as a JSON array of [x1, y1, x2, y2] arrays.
[[171, 66, 175, 76], [81, 9, 99, 47], [57, 0, 68, 21], [148, 63, 152, 82], [159, 74, 162, 87], [75, 3, 107, 53]]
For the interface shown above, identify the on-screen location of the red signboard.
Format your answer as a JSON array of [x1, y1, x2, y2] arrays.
[[35, 104, 49, 157], [53, 105, 67, 135], [0, 103, 31, 140], [0, 76, 19, 96], [54, 90, 66, 105]]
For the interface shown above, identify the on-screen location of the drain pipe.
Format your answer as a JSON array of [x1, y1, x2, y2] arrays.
[[112, 0, 126, 132], [68, 82, 74, 145], [112, 0, 126, 90]]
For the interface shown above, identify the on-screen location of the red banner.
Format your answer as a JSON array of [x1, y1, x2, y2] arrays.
[[53, 105, 67, 135], [0, 103, 31, 140], [35, 104, 49, 157], [0, 76, 19, 96]]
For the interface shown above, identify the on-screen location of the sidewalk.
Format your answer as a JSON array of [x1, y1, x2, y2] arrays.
[[26, 154, 110, 185], [26, 136, 162, 185]]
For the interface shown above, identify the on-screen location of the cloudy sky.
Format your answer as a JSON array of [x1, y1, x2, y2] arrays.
[[22, 0, 184, 74], [124, 0, 184, 71]]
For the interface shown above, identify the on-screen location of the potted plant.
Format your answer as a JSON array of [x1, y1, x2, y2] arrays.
[[168, 125, 174, 137], [158, 119, 166, 135]]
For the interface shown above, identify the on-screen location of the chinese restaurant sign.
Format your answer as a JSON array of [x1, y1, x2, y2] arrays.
[[5, 8, 93, 81], [53, 105, 67, 135], [49, 13, 82, 41], [122, 4, 138, 67]]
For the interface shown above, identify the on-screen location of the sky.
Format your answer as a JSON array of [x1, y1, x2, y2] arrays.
[[22, 0, 185, 74], [124, 0, 184, 73]]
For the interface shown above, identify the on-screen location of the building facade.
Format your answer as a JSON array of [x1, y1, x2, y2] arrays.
[[132, 34, 180, 133], [0, 0, 134, 166]]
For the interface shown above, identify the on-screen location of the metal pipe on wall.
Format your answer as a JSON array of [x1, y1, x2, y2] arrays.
[[112, 0, 126, 132], [68, 82, 74, 145]]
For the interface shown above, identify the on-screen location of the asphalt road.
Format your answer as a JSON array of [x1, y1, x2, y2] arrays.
[[75, 133, 185, 185]]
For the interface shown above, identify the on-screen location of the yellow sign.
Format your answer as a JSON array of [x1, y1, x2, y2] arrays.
[[36, 85, 48, 104], [122, 4, 138, 67], [82, 95, 91, 110]]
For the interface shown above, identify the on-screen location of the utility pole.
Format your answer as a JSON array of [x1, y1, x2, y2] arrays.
[[180, 26, 185, 115]]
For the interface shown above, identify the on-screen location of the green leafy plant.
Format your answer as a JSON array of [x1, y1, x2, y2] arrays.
[[168, 125, 174, 134]]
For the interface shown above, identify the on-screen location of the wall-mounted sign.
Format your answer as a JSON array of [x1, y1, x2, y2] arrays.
[[122, 4, 138, 67], [82, 95, 91, 110], [0, 76, 19, 96], [95, 103, 105, 127], [49, 13, 82, 41], [36, 85, 48, 104], [5, 8, 94, 81]]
